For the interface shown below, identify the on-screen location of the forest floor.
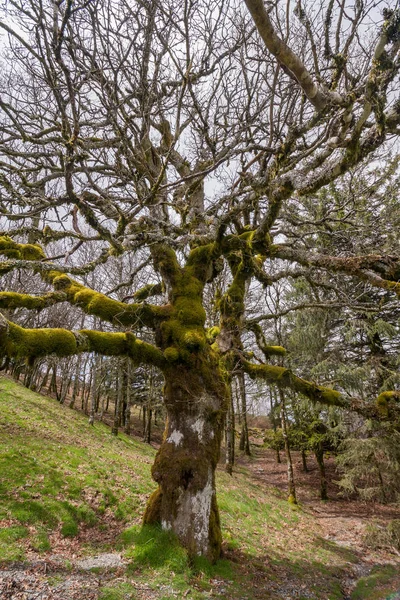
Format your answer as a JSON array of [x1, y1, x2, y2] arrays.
[[0, 375, 400, 600]]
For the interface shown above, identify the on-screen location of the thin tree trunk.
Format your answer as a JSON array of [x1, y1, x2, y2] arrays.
[[70, 355, 82, 409], [89, 355, 99, 426], [112, 368, 121, 436], [301, 449, 308, 472], [38, 364, 51, 393], [142, 405, 147, 437], [24, 363, 34, 389], [124, 359, 131, 435], [144, 408, 152, 443], [225, 385, 235, 475], [279, 389, 297, 504], [271, 391, 281, 464], [237, 372, 251, 455], [84, 370, 92, 414], [315, 446, 328, 500]]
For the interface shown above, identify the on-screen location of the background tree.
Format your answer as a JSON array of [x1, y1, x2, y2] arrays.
[[1, 0, 400, 561]]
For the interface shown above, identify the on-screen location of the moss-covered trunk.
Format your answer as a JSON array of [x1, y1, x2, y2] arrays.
[[143, 365, 226, 562]]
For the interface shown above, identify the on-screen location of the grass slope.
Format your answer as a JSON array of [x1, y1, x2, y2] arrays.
[[1, 375, 399, 600]]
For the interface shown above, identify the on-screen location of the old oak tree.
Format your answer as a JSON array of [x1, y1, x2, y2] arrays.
[[1, 0, 400, 560]]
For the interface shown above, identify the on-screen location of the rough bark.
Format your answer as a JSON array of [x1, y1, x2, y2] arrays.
[[143, 364, 226, 562]]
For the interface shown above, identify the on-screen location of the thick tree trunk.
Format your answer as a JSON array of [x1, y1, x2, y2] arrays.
[[143, 366, 226, 562]]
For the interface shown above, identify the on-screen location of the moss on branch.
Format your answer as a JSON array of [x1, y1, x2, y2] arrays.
[[0, 236, 171, 328], [243, 360, 346, 408], [0, 315, 166, 368], [0, 236, 45, 261], [134, 283, 163, 301], [243, 359, 400, 423], [0, 291, 66, 311], [47, 272, 171, 328]]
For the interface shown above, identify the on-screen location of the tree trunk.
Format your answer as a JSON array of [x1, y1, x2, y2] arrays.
[[301, 449, 308, 472], [143, 365, 226, 562], [89, 355, 99, 426], [144, 408, 152, 443], [112, 368, 122, 436], [70, 355, 82, 409], [38, 364, 51, 393], [225, 386, 235, 475], [315, 446, 328, 500], [279, 390, 297, 504], [271, 390, 281, 463], [237, 372, 251, 455], [124, 359, 132, 435]]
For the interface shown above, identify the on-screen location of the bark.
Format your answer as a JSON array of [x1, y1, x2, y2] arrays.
[[142, 406, 147, 437], [225, 385, 235, 475], [124, 359, 132, 435], [70, 355, 82, 409], [89, 355, 99, 426], [143, 363, 226, 562], [315, 446, 328, 500], [112, 367, 122, 436], [238, 372, 251, 456], [279, 390, 297, 504], [84, 370, 92, 414], [38, 364, 51, 393], [301, 449, 308, 472], [271, 391, 281, 464], [144, 408, 152, 444]]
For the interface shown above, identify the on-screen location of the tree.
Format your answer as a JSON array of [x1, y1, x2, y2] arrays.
[[1, 0, 400, 561]]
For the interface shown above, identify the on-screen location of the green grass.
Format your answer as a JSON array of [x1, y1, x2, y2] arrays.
[[0, 375, 155, 559], [1, 375, 399, 599], [351, 565, 400, 600]]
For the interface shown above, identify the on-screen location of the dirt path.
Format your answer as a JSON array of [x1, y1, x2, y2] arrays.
[[242, 447, 400, 599]]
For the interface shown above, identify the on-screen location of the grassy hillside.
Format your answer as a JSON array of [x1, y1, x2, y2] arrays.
[[1, 375, 399, 600]]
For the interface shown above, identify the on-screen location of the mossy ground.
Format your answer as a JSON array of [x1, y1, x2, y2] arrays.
[[1, 375, 399, 599]]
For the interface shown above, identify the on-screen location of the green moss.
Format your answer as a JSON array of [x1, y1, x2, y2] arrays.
[[186, 243, 220, 282], [0, 236, 45, 261], [50, 272, 170, 328], [7, 322, 79, 358], [134, 283, 163, 301], [182, 330, 206, 350], [164, 347, 180, 362], [126, 334, 165, 368], [0, 292, 61, 310], [81, 330, 127, 356], [206, 326, 220, 343], [377, 391, 400, 402], [143, 488, 162, 525], [263, 345, 287, 356], [244, 361, 345, 409]]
